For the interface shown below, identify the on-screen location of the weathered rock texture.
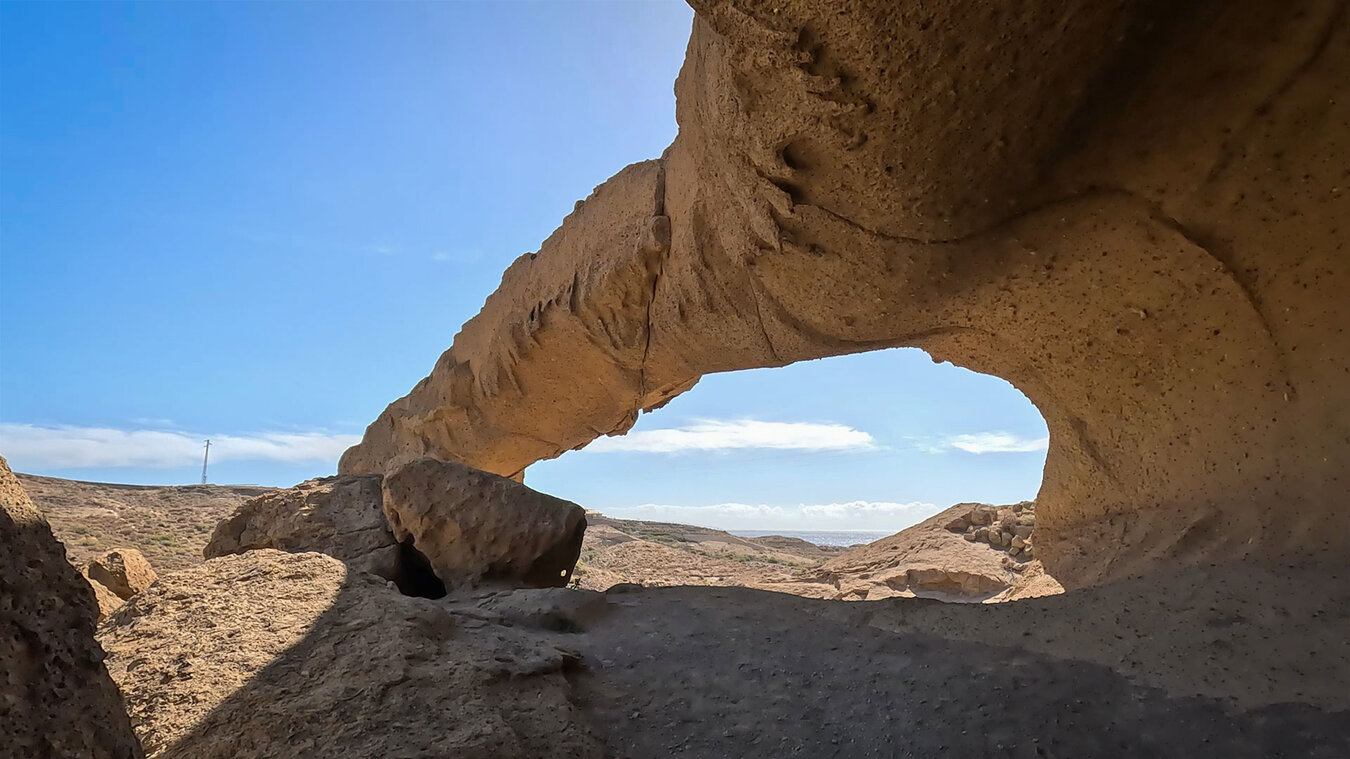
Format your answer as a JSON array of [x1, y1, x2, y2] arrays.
[[84, 548, 158, 601], [87, 576, 127, 623], [382, 458, 587, 589], [806, 503, 1028, 601], [0, 455, 143, 758], [99, 550, 602, 758], [204, 474, 399, 579], [341, 0, 1350, 588]]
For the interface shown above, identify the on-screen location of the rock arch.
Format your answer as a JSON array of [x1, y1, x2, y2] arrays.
[[341, 0, 1350, 588]]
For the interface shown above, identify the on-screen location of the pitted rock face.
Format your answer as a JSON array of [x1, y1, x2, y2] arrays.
[[381, 458, 587, 590], [205, 474, 399, 580], [0, 455, 143, 758], [340, 0, 1350, 588]]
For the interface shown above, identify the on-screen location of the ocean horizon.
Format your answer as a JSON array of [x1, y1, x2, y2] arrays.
[[728, 529, 895, 547]]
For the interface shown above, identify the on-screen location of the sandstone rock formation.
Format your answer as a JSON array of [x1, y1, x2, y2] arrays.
[[339, 0, 1350, 589], [85, 547, 158, 601], [381, 458, 586, 590], [0, 455, 143, 758], [204, 474, 399, 579], [99, 550, 602, 758]]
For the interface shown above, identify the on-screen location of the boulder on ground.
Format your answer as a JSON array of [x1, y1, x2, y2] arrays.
[[0, 455, 143, 758], [204, 474, 398, 579], [381, 458, 587, 590], [84, 547, 157, 600], [99, 550, 602, 758], [87, 576, 126, 622]]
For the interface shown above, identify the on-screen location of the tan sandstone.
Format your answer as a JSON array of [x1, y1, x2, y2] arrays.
[[98, 550, 603, 758], [84, 547, 157, 601], [381, 457, 587, 590], [338, 0, 1350, 590], [204, 474, 399, 579]]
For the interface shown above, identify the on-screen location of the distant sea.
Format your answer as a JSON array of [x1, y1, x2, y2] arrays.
[[729, 529, 894, 548]]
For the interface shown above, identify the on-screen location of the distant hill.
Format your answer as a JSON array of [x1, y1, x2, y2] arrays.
[[20, 473, 271, 570]]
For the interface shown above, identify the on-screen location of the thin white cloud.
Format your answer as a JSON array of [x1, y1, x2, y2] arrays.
[[584, 419, 877, 454], [0, 423, 360, 470], [432, 249, 482, 264], [606, 499, 938, 532], [944, 432, 1048, 454]]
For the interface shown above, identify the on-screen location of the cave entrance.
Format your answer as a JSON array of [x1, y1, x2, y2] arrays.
[[528, 347, 1050, 599]]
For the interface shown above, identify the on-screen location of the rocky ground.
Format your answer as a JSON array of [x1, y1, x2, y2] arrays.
[[94, 549, 1350, 758], [25, 472, 1053, 603], [12, 468, 1349, 757], [19, 473, 268, 570], [574, 513, 848, 592]]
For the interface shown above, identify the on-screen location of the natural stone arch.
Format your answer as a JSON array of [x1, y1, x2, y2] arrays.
[[342, 0, 1350, 588]]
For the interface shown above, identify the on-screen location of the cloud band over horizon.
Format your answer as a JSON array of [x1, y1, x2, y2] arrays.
[[583, 419, 878, 454], [602, 499, 940, 532], [0, 423, 359, 470]]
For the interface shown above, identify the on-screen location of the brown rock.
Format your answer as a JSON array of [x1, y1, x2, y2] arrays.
[[99, 550, 602, 758], [0, 455, 143, 758], [337, 0, 1350, 590], [87, 576, 126, 623], [204, 474, 399, 579], [85, 547, 157, 601], [381, 458, 587, 590]]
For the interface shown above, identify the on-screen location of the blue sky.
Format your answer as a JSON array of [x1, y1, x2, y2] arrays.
[[0, 1, 1047, 532]]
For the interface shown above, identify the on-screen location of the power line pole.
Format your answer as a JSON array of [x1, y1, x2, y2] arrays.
[[201, 439, 211, 485]]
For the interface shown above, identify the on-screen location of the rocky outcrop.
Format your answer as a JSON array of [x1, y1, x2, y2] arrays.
[[98, 550, 601, 758], [381, 458, 587, 590], [204, 474, 399, 580], [803, 502, 1030, 601], [85, 547, 158, 601], [339, 0, 1350, 589], [0, 455, 143, 758]]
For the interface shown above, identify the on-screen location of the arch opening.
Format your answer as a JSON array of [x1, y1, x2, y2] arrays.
[[528, 347, 1054, 602]]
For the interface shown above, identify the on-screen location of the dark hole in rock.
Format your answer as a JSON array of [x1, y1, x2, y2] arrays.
[[392, 538, 446, 599]]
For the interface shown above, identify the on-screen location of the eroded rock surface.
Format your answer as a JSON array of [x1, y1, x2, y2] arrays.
[[382, 458, 586, 590], [99, 550, 602, 758], [0, 455, 143, 758], [85, 547, 158, 601], [87, 576, 127, 623], [204, 474, 399, 580], [340, 0, 1350, 589]]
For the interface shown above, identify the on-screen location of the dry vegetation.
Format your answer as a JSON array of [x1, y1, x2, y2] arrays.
[[20, 473, 271, 570]]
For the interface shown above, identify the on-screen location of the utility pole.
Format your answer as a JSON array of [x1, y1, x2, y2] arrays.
[[201, 439, 211, 485]]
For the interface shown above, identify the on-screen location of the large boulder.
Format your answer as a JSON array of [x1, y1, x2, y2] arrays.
[[204, 474, 398, 579], [99, 550, 601, 758], [0, 455, 143, 758], [84, 547, 157, 601], [381, 458, 587, 590]]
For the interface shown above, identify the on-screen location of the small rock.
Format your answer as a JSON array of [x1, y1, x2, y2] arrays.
[[84, 548, 157, 601]]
